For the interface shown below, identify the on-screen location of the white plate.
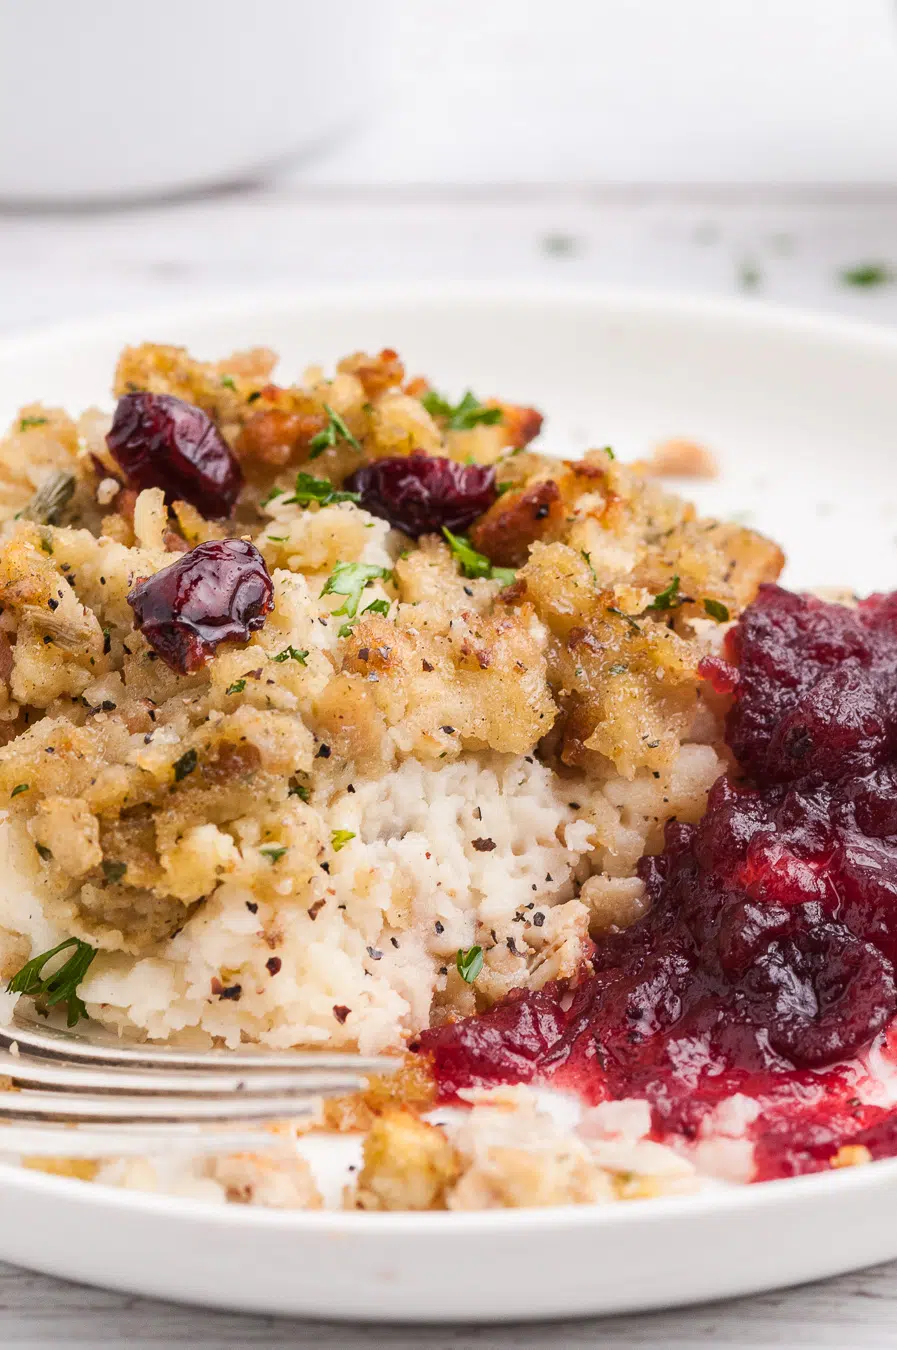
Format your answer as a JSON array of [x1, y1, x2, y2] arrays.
[[0, 284, 896, 1322]]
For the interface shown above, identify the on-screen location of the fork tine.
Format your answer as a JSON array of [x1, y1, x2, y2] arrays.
[[0, 1123, 293, 1158], [0, 1091, 327, 1125], [0, 1058, 371, 1097], [3, 1018, 396, 1074]]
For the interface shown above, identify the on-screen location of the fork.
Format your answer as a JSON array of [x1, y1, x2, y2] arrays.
[[0, 1012, 397, 1157]]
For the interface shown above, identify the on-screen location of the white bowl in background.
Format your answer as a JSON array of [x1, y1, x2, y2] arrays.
[[0, 0, 383, 204]]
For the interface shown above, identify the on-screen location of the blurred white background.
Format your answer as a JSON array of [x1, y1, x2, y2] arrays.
[[4, 0, 897, 330]]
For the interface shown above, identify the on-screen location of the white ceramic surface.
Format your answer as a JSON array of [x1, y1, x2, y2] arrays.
[[0, 0, 381, 203], [0, 285, 896, 1321]]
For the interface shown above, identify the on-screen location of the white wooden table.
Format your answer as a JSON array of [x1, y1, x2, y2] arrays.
[[6, 9, 897, 1332]]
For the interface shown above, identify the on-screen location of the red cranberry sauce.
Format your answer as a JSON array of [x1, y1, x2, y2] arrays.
[[422, 585, 897, 1180], [107, 392, 243, 519], [127, 538, 273, 674], [345, 454, 496, 537]]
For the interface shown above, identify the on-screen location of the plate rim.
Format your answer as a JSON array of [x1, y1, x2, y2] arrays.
[[0, 279, 896, 1237]]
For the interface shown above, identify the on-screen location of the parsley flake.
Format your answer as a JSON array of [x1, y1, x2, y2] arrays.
[[841, 262, 893, 288], [331, 829, 356, 852], [309, 405, 361, 458], [363, 598, 390, 617], [261, 486, 285, 507], [260, 845, 287, 863], [284, 472, 361, 508], [271, 645, 308, 665], [8, 936, 97, 1027], [422, 390, 503, 432], [646, 576, 682, 611], [320, 561, 391, 620], [607, 607, 642, 634], [288, 780, 310, 802], [19, 416, 48, 432], [442, 528, 516, 586], [703, 598, 730, 623], [10, 783, 28, 798], [456, 945, 485, 984], [225, 679, 247, 695], [219, 375, 237, 390]]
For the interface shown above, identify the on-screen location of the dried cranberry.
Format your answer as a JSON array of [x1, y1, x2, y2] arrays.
[[107, 393, 242, 519], [345, 454, 496, 537], [127, 539, 273, 674]]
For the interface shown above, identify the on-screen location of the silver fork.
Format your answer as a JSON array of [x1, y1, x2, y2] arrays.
[[0, 1013, 397, 1157]]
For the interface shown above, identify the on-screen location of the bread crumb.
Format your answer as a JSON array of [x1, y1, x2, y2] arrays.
[[641, 438, 719, 479]]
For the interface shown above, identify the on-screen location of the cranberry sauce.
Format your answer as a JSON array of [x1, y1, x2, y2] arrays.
[[346, 454, 496, 537], [108, 392, 243, 519], [128, 538, 273, 674], [422, 585, 897, 1179]]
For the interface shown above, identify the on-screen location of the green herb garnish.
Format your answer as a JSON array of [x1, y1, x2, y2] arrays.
[[288, 781, 310, 802], [173, 748, 198, 781], [703, 598, 730, 622], [331, 829, 356, 852], [8, 937, 97, 1027], [646, 576, 682, 611], [225, 679, 247, 695], [10, 784, 28, 798], [271, 645, 308, 665], [284, 472, 361, 508], [35, 843, 52, 861], [840, 262, 893, 288], [16, 470, 76, 526], [456, 945, 484, 984], [19, 416, 48, 432], [422, 390, 503, 432], [607, 607, 642, 634], [261, 486, 285, 507], [496, 481, 514, 496], [309, 405, 361, 458], [219, 375, 237, 390], [102, 859, 127, 884], [363, 598, 390, 617], [442, 528, 515, 586], [260, 845, 287, 863], [320, 561, 391, 620], [581, 550, 598, 584]]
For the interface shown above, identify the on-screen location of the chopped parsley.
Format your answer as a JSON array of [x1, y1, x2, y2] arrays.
[[102, 859, 127, 884], [219, 374, 237, 390], [703, 598, 730, 622], [840, 262, 893, 288], [10, 783, 28, 798], [173, 748, 198, 781], [260, 845, 288, 863], [496, 481, 514, 496], [225, 679, 247, 695], [320, 561, 391, 620], [284, 472, 361, 508], [442, 528, 516, 586], [338, 623, 354, 638], [309, 405, 361, 458], [456, 945, 485, 984], [602, 445, 616, 460], [271, 645, 308, 665], [288, 780, 310, 802], [19, 416, 48, 432], [646, 576, 682, 611], [581, 550, 598, 584], [422, 390, 503, 431], [7, 937, 97, 1027], [363, 598, 390, 617], [261, 486, 285, 507], [331, 829, 356, 852], [607, 607, 642, 634]]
